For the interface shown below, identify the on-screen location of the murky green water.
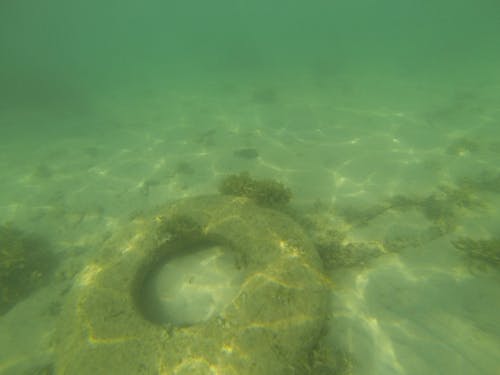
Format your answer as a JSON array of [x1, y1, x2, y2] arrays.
[[1, 1, 500, 374]]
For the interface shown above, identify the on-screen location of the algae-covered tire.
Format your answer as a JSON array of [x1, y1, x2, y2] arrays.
[[55, 195, 329, 375]]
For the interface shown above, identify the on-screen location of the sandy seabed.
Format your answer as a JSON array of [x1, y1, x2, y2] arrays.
[[1, 72, 500, 374]]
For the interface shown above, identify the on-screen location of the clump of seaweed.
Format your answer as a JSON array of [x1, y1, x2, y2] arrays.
[[299, 202, 383, 269], [452, 237, 500, 271], [387, 194, 421, 210], [420, 184, 485, 233], [459, 171, 500, 194], [156, 214, 203, 244], [320, 237, 382, 269], [335, 203, 389, 227], [0, 224, 57, 315], [419, 194, 457, 232], [218, 172, 292, 208], [386, 184, 483, 235]]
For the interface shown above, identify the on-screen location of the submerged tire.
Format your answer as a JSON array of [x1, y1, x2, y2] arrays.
[[55, 195, 329, 375]]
